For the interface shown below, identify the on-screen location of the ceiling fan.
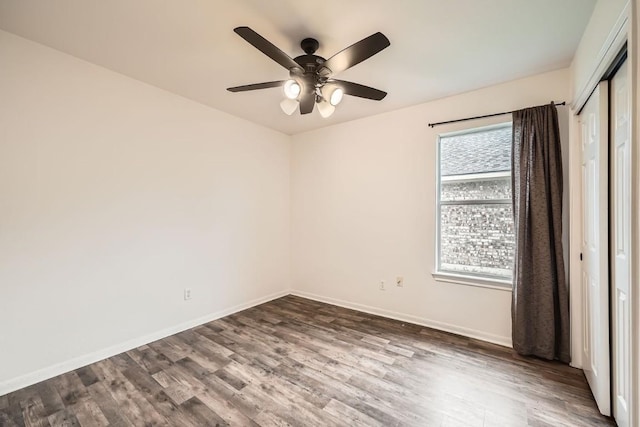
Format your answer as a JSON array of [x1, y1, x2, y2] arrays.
[[227, 27, 390, 117]]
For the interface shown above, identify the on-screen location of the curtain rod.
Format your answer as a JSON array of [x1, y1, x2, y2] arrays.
[[427, 101, 566, 128]]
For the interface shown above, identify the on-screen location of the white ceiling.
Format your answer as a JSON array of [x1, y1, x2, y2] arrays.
[[0, 0, 596, 135]]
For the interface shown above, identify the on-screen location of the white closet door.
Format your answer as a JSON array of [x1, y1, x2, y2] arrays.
[[580, 80, 610, 416], [611, 59, 631, 427]]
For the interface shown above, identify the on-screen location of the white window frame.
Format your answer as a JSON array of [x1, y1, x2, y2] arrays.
[[432, 122, 514, 291]]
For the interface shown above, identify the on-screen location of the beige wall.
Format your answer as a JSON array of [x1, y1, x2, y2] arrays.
[[290, 69, 570, 347], [0, 31, 291, 394]]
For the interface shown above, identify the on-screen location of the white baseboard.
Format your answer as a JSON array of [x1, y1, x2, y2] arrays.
[[0, 289, 290, 397], [290, 290, 513, 348]]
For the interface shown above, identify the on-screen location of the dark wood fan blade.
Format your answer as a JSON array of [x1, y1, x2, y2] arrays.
[[227, 81, 286, 92], [234, 27, 299, 70], [332, 80, 387, 100], [323, 32, 390, 75], [299, 92, 315, 114]]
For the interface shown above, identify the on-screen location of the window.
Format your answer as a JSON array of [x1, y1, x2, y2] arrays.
[[435, 123, 514, 287]]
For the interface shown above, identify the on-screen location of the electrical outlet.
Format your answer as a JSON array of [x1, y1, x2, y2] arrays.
[[396, 276, 404, 287], [379, 280, 385, 290], [184, 288, 192, 300]]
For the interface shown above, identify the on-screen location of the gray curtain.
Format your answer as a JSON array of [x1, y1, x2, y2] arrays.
[[511, 102, 570, 363]]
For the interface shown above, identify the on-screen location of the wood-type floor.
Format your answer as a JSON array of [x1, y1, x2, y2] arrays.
[[1, 295, 614, 426]]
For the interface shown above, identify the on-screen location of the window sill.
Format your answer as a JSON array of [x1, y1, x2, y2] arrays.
[[432, 271, 513, 292]]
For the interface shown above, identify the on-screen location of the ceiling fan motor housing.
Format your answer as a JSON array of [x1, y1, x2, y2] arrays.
[[300, 37, 319, 55]]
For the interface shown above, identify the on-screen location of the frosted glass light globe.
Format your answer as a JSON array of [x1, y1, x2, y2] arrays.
[[283, 80, 301, 99]]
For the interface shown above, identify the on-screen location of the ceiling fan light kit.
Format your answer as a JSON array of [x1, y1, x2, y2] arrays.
[[328, 87, 344, 106], [317, 100, 336, 118], [227, 26, 390, 117], [283, 79, 301, 99], [280, 98, 299, 115]]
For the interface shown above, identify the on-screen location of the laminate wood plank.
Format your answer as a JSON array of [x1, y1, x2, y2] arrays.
[[252, 410, 293, 427], [219, 359, 270, 388], [149, 370, 172, 388], [483, 407, 528, 427], [6, 388, 35, 424], [0, 411, 21, 427], [280, 315, 402, 369], [214, 367, 248, 391], [192, 386, 259, 426], [46, 409, 79, 427], [273, 320, 371, 368], [91, 359, 168, 426], [51, 372, 89, 407], [442, 413, 483, 427], [125, 345, 174, 376], [29, 383, 65, 419], [234, 360, 331, 411], [259, 312, 285, 325], [85, 382, 131, 426], [161, 335, 201, 361], [361, 335, 390, 346], [73, 366, 99, 388], [179, 396, 228, 427], [339, 368, 441, 425], [171, 330, 232, 368], [121, 365, 164, 398], [172, 356, 216, 383], [354, 371, 449, 418], [229, 314, 279, 336], [323, 398, 385, 427], [2, 295, 614, 426], [278, 321, 358, 357], [20, 397, 50, 427], [0, 393, 9, 410], [154, 377, 193, 405], [112, 352, 198, 426], [242, 382, 343, 427], [435, 395, 487, 427], [386, 357, 514, 405], [191, 327, 235, 357], [226, 383, 282, 421], [275, 359, 407, 426], [202, 328, 282, 371], [270, 325, 326, 355], [284, 346, 331, 373], [148, 390, 201, 427], [269, 359, 328, 398], [328, 325, 417, 366], [147, 337, 187, 363], [67, 398, 109, 427], [184, 355, 333, 426], [214, 318, 286, 360], [204, 375, 264, 421], [162, 358, 258, 426]]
